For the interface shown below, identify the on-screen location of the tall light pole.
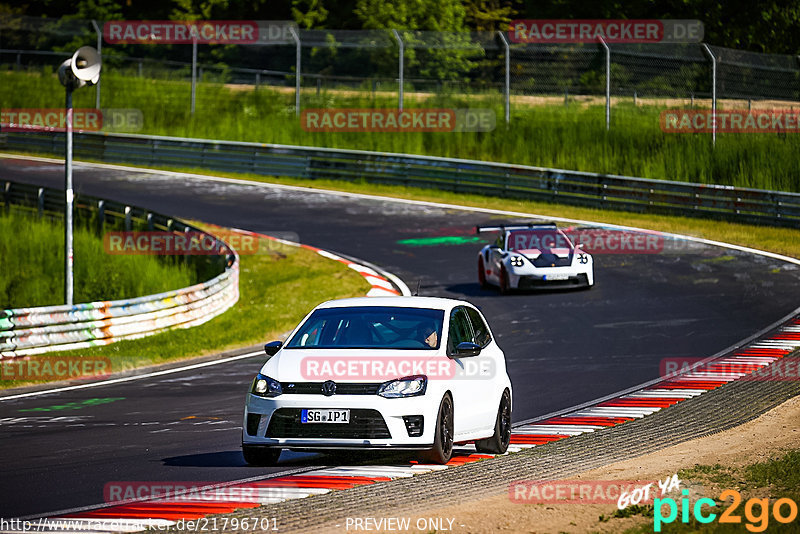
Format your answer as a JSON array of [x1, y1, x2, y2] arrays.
[[57, 46, 101, 305]]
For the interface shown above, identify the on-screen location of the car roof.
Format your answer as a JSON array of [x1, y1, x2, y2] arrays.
[[315, 296, 469, 312], [476, 222, 558, 235]]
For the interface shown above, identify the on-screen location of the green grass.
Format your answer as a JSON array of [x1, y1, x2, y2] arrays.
[[746, 450, 800, 492], [618, 450, 800, 533], [0, 228, 370, 389], [679, 464, 738, 487], [2, 69, 800, 192], [0, 206, 196, 308]]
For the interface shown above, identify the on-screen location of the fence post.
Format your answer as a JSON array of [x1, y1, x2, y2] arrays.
[[65, 88, 74, 306], [598, 36, 610, 131], [124, 205, 132, 231], [97, 200, 105, 234], [191, 35, 198, 114], [796, 56, 800, 100], [701, 43, 717, 147], [91, 20, 102, 110], [37, 187, 44, 217], [392, 29, 404, 111], [289, 26, 301, 116], [497, 31, 510, 125]]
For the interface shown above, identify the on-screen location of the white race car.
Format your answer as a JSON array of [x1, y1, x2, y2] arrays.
[[242, 296, 512, 465], [477, 223, 594, 292]]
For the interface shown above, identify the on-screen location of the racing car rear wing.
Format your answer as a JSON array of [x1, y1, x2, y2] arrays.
[[475, 222, 558, 234]]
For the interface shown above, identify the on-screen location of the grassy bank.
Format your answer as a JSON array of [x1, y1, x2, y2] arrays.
[[2, 70, 799, 192], [0, 227, 371, 389], [0, 207, 196, 308], [615, 449, 800, 532]]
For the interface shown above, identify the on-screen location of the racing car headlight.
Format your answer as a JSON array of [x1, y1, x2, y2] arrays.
[[377, 375, 427, 398], [509, 255, 525, 268], [251, 373, 282, 397]]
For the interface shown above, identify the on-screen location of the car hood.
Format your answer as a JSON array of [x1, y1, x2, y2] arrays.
[[260, 348, 449, 383]]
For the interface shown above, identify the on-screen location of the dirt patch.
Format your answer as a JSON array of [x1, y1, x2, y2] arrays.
[[225, 83, 800, 110]]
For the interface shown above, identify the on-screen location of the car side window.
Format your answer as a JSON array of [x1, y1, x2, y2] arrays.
[[466, 307, 492, 347], [447, 307, 473, 354]]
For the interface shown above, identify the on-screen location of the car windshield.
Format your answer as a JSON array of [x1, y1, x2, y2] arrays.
[[285, 306, 445, 350], [506, 229, 573, 252]]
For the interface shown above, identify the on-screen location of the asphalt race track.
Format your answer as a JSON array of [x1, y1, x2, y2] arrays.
[[2, 156, 800, 517]]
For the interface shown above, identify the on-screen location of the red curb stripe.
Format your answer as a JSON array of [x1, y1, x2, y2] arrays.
[[647, 383, 718, 390], [68, 501, 261, 520], [249, 475, 391, 487], [511, 434, 569, 445], [735, 348, 790, 355], [248, 476, 388, 489], [597, 398, 682, 408], [547, 416, 635, 425], [655, 384, 721, 390]]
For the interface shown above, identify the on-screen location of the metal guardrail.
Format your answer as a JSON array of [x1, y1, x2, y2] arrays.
[[3, 130, 800, 227], [0, 180, 239, 358]]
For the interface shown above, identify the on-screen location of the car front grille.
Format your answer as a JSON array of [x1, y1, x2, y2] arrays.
[[518, 273, 588, 289], [279, 382, 381, 395], [530, 253, 573, 267], [266, 408, 392, 439]]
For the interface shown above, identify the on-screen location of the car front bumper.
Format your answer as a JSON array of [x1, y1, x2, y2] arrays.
[[242, 392, 439, 449], [515, 272, 591, 289]]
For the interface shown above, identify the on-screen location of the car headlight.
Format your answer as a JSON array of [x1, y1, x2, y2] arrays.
[[377, 375, 427, 398], [509, 255, 525, 267], [251, 373, 282, 397]]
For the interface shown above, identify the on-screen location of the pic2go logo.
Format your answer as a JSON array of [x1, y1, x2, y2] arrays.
[[654, 489, 799, 532]]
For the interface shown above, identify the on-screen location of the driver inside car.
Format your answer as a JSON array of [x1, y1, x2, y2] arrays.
[[418, 322, 438, 348]]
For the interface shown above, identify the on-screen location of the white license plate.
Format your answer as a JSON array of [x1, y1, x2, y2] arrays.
[[544, 273, 570, 281], [301, 409, 350, 424]]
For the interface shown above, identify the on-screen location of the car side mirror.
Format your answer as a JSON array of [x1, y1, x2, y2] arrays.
[[264, 341, 283, 356], [455, 341, 481, 357], [575, 243, 584, 250]]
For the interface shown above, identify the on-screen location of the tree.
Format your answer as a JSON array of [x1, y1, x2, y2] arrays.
[[464, 0, 517, 32], [352, 0, 480, 81], [292, 0, 328, 29]]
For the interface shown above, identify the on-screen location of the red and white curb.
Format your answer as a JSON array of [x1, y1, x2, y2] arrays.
[[4, 157, 800, 532], [15, 316, 799, 532], [509, 314, 800, 451], [17, 452, 492, 532], [226, 227, 407, 298]]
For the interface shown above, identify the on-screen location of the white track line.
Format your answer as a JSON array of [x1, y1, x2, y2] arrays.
[[2, 153, 798, 268], [0, 350, 263, 401]]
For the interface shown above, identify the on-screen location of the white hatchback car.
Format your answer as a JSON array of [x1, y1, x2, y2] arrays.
[[242, 296, 512, 465]]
